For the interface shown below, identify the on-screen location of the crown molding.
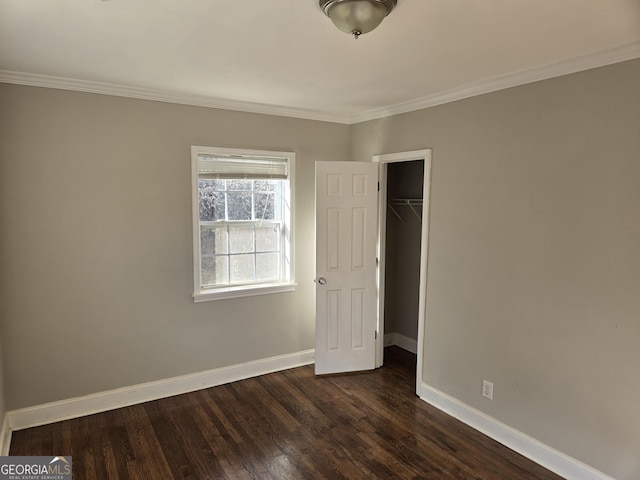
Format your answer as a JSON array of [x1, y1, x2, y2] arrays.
[[349, 41, 640, 124], [1, 42, 638, 125], [0, 70, 352, 124]]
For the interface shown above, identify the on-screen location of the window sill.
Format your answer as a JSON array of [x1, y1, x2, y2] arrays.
[[193, 282, 297, 302]]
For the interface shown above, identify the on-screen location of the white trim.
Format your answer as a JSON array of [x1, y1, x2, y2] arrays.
[[191, 146, 296, 302], [8, 349, 314, 432], [351, 42, 640, 123], [0, 70, 350, 124], [0, 413, 11, 455], [1, 42, 638, 125], [193, 282, 296, 302], [419, 383, 616, 480], [375, 162, 388, 369], [373, 149, 432, 164], [383, 333, 418, 355]]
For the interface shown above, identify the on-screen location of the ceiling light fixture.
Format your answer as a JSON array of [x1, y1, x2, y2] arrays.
[[320, 0, 397, 39]]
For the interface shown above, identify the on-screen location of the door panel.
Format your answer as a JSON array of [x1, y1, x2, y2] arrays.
[[315, 161, 379, 375]]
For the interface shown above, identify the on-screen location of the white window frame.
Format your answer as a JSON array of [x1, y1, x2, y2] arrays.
[[191, 146, 296, 302]]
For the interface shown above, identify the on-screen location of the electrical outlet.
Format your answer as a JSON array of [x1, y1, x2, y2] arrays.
[[482, 380, 494, 400]]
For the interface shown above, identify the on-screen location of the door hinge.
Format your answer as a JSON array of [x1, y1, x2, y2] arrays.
[[375, 330, 378, 339], [377, 182, 380, 191]]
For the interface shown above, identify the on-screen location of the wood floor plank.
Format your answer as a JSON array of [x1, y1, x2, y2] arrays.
[[9, 347, 564, 479]]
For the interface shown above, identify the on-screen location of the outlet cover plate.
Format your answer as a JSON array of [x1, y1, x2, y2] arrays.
[[482, 380, 494, 399]]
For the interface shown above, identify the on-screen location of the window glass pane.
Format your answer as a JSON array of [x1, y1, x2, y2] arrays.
[[227, 179, 252, 191], [198, 178, 227, 191], [254, 180, 278, 192], [211, 179, 227, 190], [256, 224, 279, 252], [230, 254, 255, 283], [254, 193, 277, 220], [201, 227, 228, 255], [229, 227, 255, 254], [202, 256, 229, 286], [256, 252, 280, 282], [198, 181, 226, 221], [227, 192, 252, 221]]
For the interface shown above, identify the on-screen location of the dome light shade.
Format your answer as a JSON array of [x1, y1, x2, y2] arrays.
[[320, 0, 397, 39]]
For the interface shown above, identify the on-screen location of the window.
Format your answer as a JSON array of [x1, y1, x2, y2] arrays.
[[191, 146, 295, 301]]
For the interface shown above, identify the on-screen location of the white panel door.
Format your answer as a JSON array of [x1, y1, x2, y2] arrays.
[[315, 161, 379, 375]]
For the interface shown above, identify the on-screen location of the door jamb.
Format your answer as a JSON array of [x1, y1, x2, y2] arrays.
[[373, 149, 432, 396]]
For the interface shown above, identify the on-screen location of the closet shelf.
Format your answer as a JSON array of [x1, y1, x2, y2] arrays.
[[388, 198, 423, 223]]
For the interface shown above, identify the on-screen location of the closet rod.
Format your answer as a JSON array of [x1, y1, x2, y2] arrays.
[[388, 198, 423, 223]]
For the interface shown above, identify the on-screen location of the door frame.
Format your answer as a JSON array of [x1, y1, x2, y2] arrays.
[[373, 149, 432, 396]]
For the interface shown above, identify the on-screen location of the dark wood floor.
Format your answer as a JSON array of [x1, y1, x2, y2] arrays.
[[10, 347, 563, 479]]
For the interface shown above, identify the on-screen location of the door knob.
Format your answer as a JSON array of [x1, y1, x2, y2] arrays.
[[317, 277, 327, 285]]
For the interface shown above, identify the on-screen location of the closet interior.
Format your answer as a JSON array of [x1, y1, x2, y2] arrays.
[[383, 159, 424, 359]]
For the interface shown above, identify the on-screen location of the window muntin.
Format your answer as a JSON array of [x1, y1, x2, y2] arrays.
[[191, 147, 294, 301]]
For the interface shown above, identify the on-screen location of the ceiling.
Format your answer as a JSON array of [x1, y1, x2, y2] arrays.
[[1, 0, 639, 123]]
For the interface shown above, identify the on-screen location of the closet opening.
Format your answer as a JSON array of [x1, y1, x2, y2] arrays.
[[384, 160, 423, 374], [374, 149, 432, 395]]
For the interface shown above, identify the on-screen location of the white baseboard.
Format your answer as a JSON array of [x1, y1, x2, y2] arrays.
[[419, 383, 615, 480], [5, 350, 612, 480], [384, 333, 418, 354], [0, 413, 11, 455], [8, 349, 315, 432]]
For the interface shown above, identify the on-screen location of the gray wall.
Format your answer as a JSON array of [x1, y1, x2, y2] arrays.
[[0, 84, 350, 410], [352, 59, 640, 480]]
